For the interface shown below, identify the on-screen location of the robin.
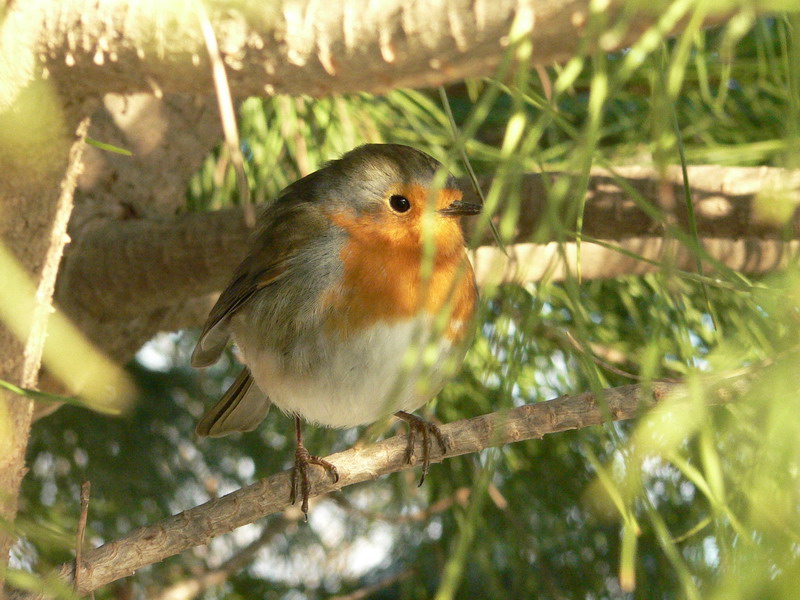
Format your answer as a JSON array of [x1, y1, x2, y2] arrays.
[[192, 143, 480, 516]]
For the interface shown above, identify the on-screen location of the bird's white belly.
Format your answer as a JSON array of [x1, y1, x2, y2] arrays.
[[242, 318, 456, 428]]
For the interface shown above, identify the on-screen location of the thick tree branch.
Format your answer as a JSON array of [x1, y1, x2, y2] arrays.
[[472, 238, 800, 286], [3, 1, 727, 106], [34, 382, 682, 596], [58, 93, 226, 363], [75, 94, 223, 220], [58, 208, 247, 323], [462, 165, 800, 246]]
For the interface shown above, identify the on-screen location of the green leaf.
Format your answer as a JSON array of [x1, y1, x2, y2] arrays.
[[85, 137, 132, 156]]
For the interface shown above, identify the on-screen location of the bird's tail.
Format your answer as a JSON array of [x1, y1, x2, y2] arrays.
[[196, 368, 271, 437]]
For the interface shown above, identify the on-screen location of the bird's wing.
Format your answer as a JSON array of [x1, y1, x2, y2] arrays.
[[191, 202, 326, 368]]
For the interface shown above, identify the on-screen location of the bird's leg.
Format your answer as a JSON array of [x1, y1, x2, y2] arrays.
[[290, 415, 339, 519], [395, 411, 449, 486]]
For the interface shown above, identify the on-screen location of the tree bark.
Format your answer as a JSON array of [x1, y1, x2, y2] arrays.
[[2, 0, 720, 104], [471, 238, 800, 286]]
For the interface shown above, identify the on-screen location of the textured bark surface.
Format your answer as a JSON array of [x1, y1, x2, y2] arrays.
[[4, 0, 639, 103], [40, 382, 679, 596], [58, 93, 226, 362], [75, 94, 223, 221], [2, 0, 735, 117], [471, 238, 800, 286], [463, 165, 800, 245]]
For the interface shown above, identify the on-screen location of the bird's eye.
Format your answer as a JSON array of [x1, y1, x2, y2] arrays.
[[389, 194, 411, 213]]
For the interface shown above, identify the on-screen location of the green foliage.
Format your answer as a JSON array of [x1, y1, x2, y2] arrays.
[[17, 5, 800, 600]]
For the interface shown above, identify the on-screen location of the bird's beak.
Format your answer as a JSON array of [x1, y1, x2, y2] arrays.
[[438, 199, 482, 216]]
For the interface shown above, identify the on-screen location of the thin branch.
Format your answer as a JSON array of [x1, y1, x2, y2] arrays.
[[39, 382, 685, 596], [21, 117, 92, 387]]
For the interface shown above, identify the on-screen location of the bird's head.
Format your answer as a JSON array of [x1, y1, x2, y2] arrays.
[[317, 144, 481, 258]]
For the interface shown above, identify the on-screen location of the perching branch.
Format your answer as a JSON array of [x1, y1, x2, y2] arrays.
[[39, 382, 683, 596]]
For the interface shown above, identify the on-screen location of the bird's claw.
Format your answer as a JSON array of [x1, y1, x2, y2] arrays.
[[290, 444, 339, 520], [395, 411, 449, 486]]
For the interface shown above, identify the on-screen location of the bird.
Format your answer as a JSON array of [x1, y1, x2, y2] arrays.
[[191, 143, 481, 516]]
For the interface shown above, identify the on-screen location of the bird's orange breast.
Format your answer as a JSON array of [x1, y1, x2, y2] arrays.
[[322, 190, 476, 342]]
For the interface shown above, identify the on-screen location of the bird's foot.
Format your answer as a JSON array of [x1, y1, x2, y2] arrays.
[[290, 443, 339, 520], [395, 411, 449, 486]]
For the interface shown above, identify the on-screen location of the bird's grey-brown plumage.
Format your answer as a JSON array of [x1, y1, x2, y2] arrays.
[[193, 144, 472, 438]]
